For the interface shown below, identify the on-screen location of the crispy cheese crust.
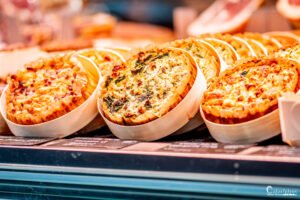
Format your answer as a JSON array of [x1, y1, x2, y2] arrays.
[[201, 58, 300, 124], [100, 48, 197, 125], [170, 38, 220, 81], [6, 55, 94, 125]]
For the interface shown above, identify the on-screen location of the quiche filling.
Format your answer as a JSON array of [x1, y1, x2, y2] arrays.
[[100, 48, 197, 125], [275, 44, 300, 62], [6, 55, 94, 125], [201, 58, 300, 124], [170, 38, 219, 81]]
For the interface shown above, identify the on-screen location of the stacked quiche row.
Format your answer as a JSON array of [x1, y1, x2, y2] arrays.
[[2, 31, 300, 141]]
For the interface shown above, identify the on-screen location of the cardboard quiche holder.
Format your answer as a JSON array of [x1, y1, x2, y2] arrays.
[[0, 54, 102, 138]]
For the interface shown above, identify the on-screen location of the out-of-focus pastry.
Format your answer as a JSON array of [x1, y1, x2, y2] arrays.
[[41, 39, 93, 53], [236, 32, 282, 54], [74, 13, 117, 39], [275, 44, 300, 62], [265, 31, 300, 48], [169, 38, 220, 81], [202, 38, 239, 66]]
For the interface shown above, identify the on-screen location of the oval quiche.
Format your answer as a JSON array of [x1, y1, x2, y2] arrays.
[[169, 38, 220, 81], [100, 48, 197, 125], [201, 58, 300, 124], [6, 54, 96, 125]]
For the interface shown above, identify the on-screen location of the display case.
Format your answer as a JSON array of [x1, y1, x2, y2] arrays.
[[0, 126, 299, 199]]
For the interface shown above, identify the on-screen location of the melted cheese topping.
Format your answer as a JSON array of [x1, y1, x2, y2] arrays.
[[201, 58, 299, 124], [6, 55, 91, 125], [101, 48, 197, 125]]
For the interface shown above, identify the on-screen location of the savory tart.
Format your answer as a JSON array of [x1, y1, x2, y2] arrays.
[[100, 48, 197, 125], [265, 32, 300, 48], [275, 44, 300, 62], [203, 38, 239, 66], [6, 54, 96, 125], [201, 58, 300, 124], [238, 37, 268, 57], [169, 38, 220, 81], [79, 49, 125, 78], [201, 34, 255, 59], [237, 33, 281, 54]]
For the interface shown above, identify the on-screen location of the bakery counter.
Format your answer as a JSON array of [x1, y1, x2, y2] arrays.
[[0, 126, 299, 199]]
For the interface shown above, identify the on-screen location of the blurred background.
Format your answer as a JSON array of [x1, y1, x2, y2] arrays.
[[0, 0, 299, 47]]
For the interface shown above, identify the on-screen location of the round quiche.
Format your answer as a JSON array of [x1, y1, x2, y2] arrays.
[[203, 38, 239, 66], [202, 34, 255, 59], [169, 38, 220, 81], [6, 54, 96, 125], [237, 33, 281, 54], [100, 48, 197, 125], [266, 32, 300, 48], [79, 48, 125, 78], [201, 58, 300, 124], [238, 37, 268, 57]]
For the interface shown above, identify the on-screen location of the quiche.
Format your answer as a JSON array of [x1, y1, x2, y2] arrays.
[[79, 49, 124, 78], [275, 44, 300, 62], [237, 33, 281, 54], [201, 58, 300, 124], [266, 32, 300, 48], [6, 54, 96, 125], [239, 38, 268, 57], [203, 38, 239, 66], [202, 34, 255, 59], [100, 48, 197, 125], [169, 38, 220, 81]]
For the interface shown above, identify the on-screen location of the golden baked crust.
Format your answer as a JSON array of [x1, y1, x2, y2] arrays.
[[6, 54, 95, 125], [203, 38, 238, 66], [100, 48, 197, 125], [201, 58, 300, 124], [170, 38, 220, 81]]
